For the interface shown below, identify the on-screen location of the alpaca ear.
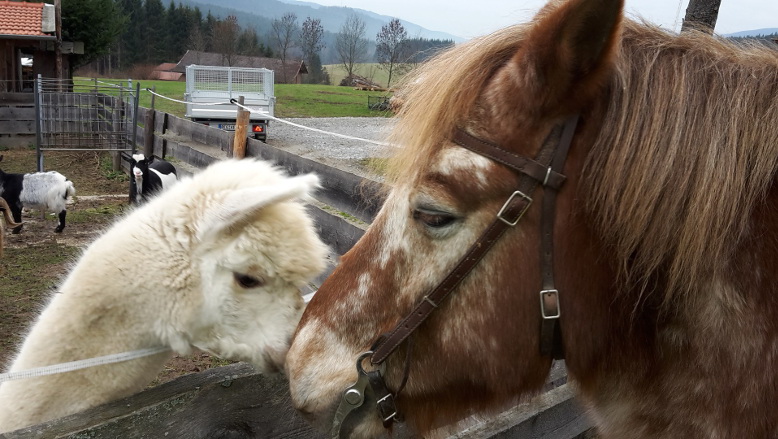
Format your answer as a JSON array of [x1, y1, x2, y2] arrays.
[[196, 173, 320, 241], [511, 0, 623, 111]]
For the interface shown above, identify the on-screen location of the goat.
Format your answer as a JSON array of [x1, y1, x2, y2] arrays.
[[0, 155, 75, 233], [0, 197, 22, 257], [0, 158, 329, 432], [127, 153, 177, 204]]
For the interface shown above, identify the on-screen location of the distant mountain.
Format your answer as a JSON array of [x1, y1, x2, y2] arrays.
[[182, 0, 464, 43], [725, 28, 778, 38]]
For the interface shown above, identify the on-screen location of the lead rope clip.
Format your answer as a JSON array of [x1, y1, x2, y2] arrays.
[[330, 352, 385, 438]]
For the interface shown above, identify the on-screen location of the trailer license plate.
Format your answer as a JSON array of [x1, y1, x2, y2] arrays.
[[218, 124, 236, 130]]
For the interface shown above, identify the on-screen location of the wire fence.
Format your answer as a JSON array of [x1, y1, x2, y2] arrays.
[[35, 76, 139, 170]]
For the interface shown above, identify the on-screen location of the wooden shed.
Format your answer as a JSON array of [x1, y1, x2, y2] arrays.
[[0, 1, 68, 92]]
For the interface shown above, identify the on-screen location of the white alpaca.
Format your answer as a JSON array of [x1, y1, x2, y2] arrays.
[[0, 159, 329, 433]]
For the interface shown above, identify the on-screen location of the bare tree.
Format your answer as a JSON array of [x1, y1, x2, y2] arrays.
[[300, 17, 325, 63], [375, 18, 410, 88], [271, 12, 299, 83], [681, 0, 722, 33], [187, 25, 207, 64], [336, 13, 368, 83], [300, 17, 326, 84], [211, 15, 239, 66]]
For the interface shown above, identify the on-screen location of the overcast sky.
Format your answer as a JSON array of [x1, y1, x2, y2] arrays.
[[307, 0, 777, 39]]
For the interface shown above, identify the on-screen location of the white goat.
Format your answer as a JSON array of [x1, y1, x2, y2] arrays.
[[0, 155, 76, 233], [0, 159, 329, 432]]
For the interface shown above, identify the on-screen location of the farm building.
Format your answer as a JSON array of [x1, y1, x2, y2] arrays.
[[172, 50, 308, 84], [151, 62, 182, 81], [0, 1, 79, 92]]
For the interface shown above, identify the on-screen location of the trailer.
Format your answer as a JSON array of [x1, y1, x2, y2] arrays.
[[184, 65, 275, 141]]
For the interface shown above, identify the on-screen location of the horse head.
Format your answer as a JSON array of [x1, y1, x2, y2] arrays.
[[288, 0, 778, 436], [287, 0, 624, 435]]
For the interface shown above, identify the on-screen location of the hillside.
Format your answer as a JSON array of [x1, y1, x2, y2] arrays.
[[186, 0, 462, 42], [176, 0, 462, 64], [726, 28, 778, 37]]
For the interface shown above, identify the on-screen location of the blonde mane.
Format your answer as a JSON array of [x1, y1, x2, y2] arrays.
[[388, 20, 778, 305], [386, 24, 531, 185], [584, 22, 778, 302]]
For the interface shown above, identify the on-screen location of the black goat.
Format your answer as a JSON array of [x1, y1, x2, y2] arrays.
[[127, 154, 178, 204]]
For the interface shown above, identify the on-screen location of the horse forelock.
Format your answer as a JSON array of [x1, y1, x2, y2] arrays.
[[581, 21, 778, 306]]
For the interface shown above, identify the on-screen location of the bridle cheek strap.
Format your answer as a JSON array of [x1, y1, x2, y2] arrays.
[[539, 115, 579, 359]]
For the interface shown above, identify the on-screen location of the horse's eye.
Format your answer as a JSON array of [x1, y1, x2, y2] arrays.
[[413, 209, 456, 228], [234, 273, 264, 289]]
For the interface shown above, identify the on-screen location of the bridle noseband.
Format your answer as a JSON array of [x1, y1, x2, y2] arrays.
[[330, 115, 580, 438]]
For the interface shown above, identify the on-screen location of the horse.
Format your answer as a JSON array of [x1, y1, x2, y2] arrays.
[[0, 159, 329, 433], [285, 0, 778, 437]]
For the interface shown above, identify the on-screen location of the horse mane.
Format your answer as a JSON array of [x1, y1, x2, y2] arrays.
[[388, 18, 778, 307], [386, 23, 531, 186], [583, 22, 778, 304]]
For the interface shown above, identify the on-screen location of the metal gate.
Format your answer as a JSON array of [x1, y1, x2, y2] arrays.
[[34, 76, 139, 171]]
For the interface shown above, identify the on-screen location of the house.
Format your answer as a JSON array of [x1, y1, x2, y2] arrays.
[[172, 50, 307, 84], [151, 62, 183, 81], [0, 1, 77, 92]]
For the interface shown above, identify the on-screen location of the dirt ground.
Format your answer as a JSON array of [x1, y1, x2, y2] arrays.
[[0, 148, 231, 384]]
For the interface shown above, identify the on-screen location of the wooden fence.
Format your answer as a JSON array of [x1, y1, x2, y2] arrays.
[[0, 93, 35, 147]]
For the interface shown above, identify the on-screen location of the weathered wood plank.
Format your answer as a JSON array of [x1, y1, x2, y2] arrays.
[[0, 93, 34, 106], [0, 120, 35, 134], [247, 139, 385, 223], [0, 364, 325, 439], [0, 107, 35, 121], [444, 384, 592, 439]]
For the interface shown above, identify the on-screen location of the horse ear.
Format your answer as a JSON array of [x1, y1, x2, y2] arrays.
[[514, 0, 623, 111], [196, 173, 320, 242]]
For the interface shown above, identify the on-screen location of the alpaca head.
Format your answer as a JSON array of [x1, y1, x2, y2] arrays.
[[145, 159, 330, 372]]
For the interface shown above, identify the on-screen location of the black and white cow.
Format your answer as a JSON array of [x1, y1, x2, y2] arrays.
[[0, 155, 76, 233], [128, 153, 178, 204]]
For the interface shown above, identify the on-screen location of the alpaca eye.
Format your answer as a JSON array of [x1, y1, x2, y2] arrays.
[[413, 209, 456, 228], [234, 273, 264, 289]]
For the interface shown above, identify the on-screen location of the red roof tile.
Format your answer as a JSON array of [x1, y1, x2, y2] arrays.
[[0, 1, 47, 37]]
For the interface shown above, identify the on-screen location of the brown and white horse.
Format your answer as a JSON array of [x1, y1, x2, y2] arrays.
[[286, 0, 778, 437]]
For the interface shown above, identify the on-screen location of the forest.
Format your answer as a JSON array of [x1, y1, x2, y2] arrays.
[[64, 0, 454, 84]]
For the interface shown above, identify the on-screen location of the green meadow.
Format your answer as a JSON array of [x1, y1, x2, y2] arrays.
[[86, 78, 393, 118], [323, 63, 409, 89]]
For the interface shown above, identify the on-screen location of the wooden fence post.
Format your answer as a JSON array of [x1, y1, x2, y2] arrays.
[[143, 86, 156, 158], [232, 95, 249, 159]]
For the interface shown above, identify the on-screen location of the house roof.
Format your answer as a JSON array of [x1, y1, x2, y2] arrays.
[[0, 1, 52, 38], [172, 51, 307, 84], [154, 62, 178, 72]]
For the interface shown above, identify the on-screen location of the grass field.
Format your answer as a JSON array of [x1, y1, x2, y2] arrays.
[[323, 63, 409, 89], [89, 78, 393, 118]]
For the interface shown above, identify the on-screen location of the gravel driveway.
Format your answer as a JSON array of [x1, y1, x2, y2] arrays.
[[264, 117, 397, 180]]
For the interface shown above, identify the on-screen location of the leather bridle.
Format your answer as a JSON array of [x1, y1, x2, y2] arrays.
[[330, 115, 580, 438]]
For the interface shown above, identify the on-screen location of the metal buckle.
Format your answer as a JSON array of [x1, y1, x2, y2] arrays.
[[540, 289, 561, 319], [376, 393, 398, 423], [497, 190, 532, 226]]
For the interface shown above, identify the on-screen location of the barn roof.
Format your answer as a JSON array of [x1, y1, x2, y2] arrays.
[[172, 51, 307, 84], [0, 1, 54, 38]]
